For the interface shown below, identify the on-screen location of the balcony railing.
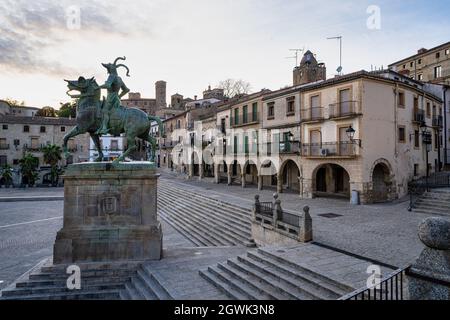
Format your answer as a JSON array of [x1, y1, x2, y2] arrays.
[[301, 107, 324, 122], [329, 101, 359, 119], [23, 144, 43, 152], [432, 115, 443, 128], [413, 109, 425, 123], [230, 113, 259, 127], [0, 143, 9, 150], [302, 141, 357, 157], [279, 141, 301, 154]]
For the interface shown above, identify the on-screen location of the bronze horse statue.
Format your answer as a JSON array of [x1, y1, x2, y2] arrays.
[[62, 76, 164, 163]]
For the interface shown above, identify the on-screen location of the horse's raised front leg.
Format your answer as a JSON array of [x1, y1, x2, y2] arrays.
[[63, 126, 81, 159], [113, 135, 137, 164], [89, 133, 104, 162]]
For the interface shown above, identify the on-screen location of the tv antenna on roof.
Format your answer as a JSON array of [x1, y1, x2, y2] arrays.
[[287, 48, 304, 67], [327, 36, 343, 75]]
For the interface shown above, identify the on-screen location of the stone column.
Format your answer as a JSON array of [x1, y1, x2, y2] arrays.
[[277, 173, 283, 194], [227, 165, 232, 186], [188, 162, 193, 178], [241, 173, 246, 188], [408, 217, 450, 300], [298, 176, 303, 198], [257, 175, 263, 191], [199, 163, 204, 180], [214, 163, 219, 184], [272, 193, 281, 226]]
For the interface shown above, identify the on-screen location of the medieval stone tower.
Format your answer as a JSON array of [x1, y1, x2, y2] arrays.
[[155, 80, 167, 109], [293, 50, 326, 86]]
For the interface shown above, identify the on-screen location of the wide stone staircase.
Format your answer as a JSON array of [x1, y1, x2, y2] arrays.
[[412, 189, 450, 216], [199, 248, 355, 300], [120, 264, 173, 300], [158, 182, 255, 247], [0, 262, 139, 300]]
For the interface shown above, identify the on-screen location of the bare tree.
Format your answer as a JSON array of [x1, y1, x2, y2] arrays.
[[218, 79, 252, 98]]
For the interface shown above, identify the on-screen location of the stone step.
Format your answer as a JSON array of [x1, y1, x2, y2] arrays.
[[158, 211, 206, 247], [159, 188, 253, 236], [1, 282, 125, 297], [226, 258, 303, 300], [412, 208, 450, 217], [158, 199, 238, 246], [198, 269, 247, 300], [216, 261, 287, 300], [28, 269, 135, 280], [131, 273, 157, 300], [159, 207, 223, 246], [16, 276, 132, 288], [40, 262, 141, 273], [244, 252, 347, 299], [0, 290, 121, 300], [204, 265, 270, 300], [159, 186, 252, 225], [416, 199, 450, 207], [158, 206, 230, 246], [415, 202, 450, 212], [122, 281, 144, 300], [158, 196, 253, 246], [141, 266, 173, 300], [256, 249, 355, 294], [159, 184, 252, 219]]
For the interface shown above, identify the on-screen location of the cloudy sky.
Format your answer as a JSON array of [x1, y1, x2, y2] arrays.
[[0, 0, 449, 108]]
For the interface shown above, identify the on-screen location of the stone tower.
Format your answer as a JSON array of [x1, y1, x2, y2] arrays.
[[155, 80, 167, 109], [293, 50, 326, 86]]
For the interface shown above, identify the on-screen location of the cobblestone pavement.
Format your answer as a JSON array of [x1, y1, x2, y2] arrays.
[[0, 201, 63, 290], [0, 170, 445, 291], [158, 169, 445, 268]]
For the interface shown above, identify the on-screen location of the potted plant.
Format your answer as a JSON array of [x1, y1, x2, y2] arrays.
[[19, 153, 39, 187], [42, 144, 62, 187], [1, 164, 13, 188]]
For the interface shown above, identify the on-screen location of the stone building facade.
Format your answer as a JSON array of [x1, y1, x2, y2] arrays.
[[293, 50, 326, 86], [389, 41, 450, 85], [121, 80, 167, 115]]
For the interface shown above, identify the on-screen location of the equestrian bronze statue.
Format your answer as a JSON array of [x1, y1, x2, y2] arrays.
[[62, 57, 164, 163]]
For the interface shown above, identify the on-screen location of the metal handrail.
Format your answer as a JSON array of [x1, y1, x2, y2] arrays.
[[339, 266, 409, 300]]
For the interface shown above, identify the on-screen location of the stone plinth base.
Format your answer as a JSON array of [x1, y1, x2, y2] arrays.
[[53, 162, 162, 264]]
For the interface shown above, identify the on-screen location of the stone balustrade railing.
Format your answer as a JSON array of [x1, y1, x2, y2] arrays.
[[251, 193, 312, 244]]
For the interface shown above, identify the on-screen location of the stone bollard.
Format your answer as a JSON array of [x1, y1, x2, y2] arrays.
[[253, 195, 260, 220], [272, 194, 282, 226], [299, 206, 313, 242], [408, 217, 450, 300]]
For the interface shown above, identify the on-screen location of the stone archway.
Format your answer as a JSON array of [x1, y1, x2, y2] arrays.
[[243, 160, 258, 186], [312, 163, 350, 199], [191, 152, 200, 176], [370, 159, 395, 202], [230, 160, 242, 185], [260, 159, 278, 189], [280, 159, 301, 193]]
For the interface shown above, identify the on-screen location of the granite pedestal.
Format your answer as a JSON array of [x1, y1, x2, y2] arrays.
[[53, 162, 162, 264]]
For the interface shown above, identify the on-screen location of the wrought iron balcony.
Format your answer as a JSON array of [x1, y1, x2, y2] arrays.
[[23, 144, 43, 152], [301, 107, 324, 123], [0, 143, 9, 150], [302, 141, 357, 158], [413, 109, 425, 123], [329, 101, 360, 119], [230, 112, 259, 127], [279, 141, 301, 154], [432, 115, 443, 128]]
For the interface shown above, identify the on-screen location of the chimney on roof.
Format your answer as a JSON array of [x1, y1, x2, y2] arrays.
[[418, 48, 427, 54]]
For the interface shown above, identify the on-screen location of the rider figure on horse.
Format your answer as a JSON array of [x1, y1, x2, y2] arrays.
[[96, 56, 130, 136]]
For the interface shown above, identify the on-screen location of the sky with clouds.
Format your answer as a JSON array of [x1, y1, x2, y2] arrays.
[[0, 0, 449, 108]]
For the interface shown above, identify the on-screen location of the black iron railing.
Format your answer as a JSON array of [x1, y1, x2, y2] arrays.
[[301, 107, 324, 122], [408, 172, 450, 211], [302, 141, 357, 157], [230, 112, 259, 127], [432, 115, 443, 128], [279, 141, 301, 154], [329, 101, 359, 119], [339, 267, 408, 300], [413, 110, 425, 123]]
